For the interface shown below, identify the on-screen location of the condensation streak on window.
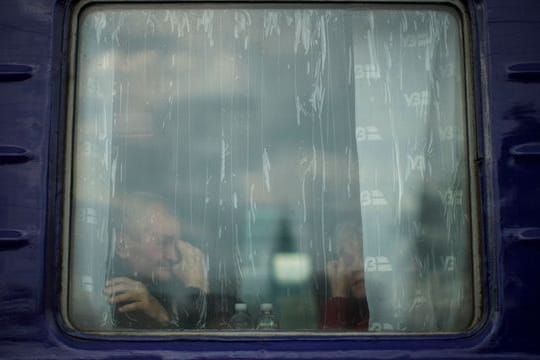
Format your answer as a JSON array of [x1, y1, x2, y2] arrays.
[[68, 5, 471, 333]]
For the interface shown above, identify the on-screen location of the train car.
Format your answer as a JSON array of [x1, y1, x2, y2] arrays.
[[1, 0, 540, 358]]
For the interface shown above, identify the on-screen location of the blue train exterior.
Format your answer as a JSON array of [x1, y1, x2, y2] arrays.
[[1, 0, 540, 358]]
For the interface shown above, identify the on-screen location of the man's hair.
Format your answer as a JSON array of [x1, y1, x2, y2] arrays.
[[111, 192, 169, 240]]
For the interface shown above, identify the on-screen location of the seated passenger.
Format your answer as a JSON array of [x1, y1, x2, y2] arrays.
[[320, 223, 370, 330], [104, 192, 208, 329]]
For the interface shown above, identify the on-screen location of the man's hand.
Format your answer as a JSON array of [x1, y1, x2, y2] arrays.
[[104, 277, 170, 325], [174, 240, 208, 293]]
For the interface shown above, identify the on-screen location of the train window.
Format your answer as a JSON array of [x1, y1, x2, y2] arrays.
[[64, 3, 476, 334]]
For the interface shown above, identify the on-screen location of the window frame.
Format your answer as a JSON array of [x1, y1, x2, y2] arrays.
[[60, 0, 483, 339]]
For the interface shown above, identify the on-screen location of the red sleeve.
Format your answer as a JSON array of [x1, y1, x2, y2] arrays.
[[320, 297, 370, 330], [320, 297, 352, 329]]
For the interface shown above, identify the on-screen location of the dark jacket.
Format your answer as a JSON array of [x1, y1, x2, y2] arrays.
[[109, 259, 207, 330]]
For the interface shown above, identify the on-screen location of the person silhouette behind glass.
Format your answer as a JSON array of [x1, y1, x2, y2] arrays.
[[104, 192, 208, 329], [321, 222, 370, 330]]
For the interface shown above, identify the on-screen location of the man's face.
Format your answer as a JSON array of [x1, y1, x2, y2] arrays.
[[122, 203, 180, 281]]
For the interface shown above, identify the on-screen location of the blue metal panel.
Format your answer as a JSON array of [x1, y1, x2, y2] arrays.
[[0, 0, 539, 358]]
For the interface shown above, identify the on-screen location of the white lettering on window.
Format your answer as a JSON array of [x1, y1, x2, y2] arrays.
[[365, 256, 392, 272], [404, 90, 429, 107], [439, 190, 464, 206], [361, 190, 388, 206], [407, 155, 426, 173], [354, 64, 381, 79], [356, 126, 382, 142]]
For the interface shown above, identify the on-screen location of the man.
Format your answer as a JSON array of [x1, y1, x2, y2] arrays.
[[103, 192, 208, 329]]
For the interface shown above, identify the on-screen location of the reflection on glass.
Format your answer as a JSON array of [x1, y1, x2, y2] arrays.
[[68, 5, 472, 333], [271, 218, 317, 329]]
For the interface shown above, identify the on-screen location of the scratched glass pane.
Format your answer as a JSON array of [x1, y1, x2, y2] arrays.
[[68, 5, 472, 333]]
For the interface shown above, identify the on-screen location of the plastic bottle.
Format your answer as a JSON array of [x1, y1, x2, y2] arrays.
[[256, 303, 279, 330], [229, 303, 252, 329]]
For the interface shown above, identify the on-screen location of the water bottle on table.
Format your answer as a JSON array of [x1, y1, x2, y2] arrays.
[[256, 303, 279, 330], [229, 303, 252, 329]]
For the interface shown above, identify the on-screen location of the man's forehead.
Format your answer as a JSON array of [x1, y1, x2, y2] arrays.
[[144, 203, 180, 234]]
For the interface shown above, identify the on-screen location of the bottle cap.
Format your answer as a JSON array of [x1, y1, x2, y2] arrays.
[[235, 303, 247, 311], [260, 303, 273, 311]]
